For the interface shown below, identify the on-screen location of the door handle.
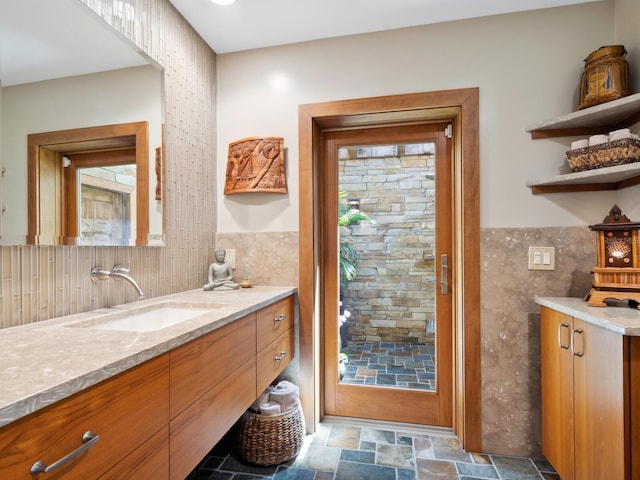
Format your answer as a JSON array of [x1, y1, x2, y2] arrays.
[[557, 322, 570, 349], [570, 328, 584, 357], [440, 254, 448, 295], [30, 431, 100, 474]]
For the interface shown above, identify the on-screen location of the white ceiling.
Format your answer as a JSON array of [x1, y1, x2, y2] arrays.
[[0, 0, 147, 86], [0, 0, 600, 87], [168, 0, 601, 54]]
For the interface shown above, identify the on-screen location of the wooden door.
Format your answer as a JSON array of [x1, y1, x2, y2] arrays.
[[540, 307, 575, 480], [321, 123, 453, 426], [572, 318, 628, 480]]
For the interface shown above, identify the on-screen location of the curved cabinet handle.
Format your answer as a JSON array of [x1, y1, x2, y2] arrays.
[[557, 322, 570, 349], [274, 351, 287, 361], [30, 430, 100, 474], [570, 328, 584, 357], [274, 313, 286, 322]]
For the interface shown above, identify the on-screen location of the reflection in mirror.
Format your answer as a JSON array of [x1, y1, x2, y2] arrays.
[[27, 121, 149, 246], [0, 0, 165, 246]]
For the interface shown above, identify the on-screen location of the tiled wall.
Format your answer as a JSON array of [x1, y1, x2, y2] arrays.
[[0, 0, 217, 328], [481, 226, 594, 457], [219, 227, 594, 458], [214, 232, 299, 287]]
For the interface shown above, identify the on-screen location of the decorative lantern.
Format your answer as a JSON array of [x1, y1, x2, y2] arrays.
[[586, 205, 640, 307]]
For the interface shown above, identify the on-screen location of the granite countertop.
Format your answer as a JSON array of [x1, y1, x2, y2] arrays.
[[0, 286, 296, 428], [536, 296, 640, 336]]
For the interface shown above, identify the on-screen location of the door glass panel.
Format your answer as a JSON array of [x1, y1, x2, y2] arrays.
[[338, 141, 437, 391], [78, 165, 136, 246]]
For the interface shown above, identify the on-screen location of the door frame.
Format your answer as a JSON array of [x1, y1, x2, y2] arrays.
[[27, 121, 149, 245], [298, 88, 481, 451]]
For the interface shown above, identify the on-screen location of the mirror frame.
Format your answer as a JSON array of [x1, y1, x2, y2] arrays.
[[27, 121, 149, 245]]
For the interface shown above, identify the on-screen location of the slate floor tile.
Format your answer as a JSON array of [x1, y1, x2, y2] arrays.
[[376, 443, 416, 468], [335, 460, 396, 480], [188, 421, 555, 480]]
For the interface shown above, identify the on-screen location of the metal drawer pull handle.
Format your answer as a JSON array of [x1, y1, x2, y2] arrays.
[[274, 314, 286, 322], [570, 328, 584, 357], [30, 430, 100, 474], [557, 322, 570, 349], [274, 351, 287, 361]]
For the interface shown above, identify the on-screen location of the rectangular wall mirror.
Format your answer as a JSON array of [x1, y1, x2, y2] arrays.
[[0, 0, 165, 246]]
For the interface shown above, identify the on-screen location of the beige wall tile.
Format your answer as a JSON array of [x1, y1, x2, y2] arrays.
[[480, 226, 594, 457]]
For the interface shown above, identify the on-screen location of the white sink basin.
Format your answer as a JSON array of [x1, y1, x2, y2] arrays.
[[68, 304, 219, 332]]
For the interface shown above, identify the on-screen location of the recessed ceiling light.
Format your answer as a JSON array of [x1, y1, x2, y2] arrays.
[[211, 0, 236, 5]]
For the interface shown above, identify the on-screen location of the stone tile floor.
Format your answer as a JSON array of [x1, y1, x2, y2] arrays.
[[186, 418, 559, 479], [340, 341, 436, 390]]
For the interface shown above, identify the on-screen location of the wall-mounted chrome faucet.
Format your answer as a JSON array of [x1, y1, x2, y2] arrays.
[[91, 265, 145, 297]]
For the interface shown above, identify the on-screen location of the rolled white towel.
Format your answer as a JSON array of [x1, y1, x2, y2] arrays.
[[571, 139, 589, 150], [589, 134, 608, 146], [259, 401, 282, 415], [250, 385, 274, 412], [269, 380, 300, 413], [609, 128, 630, 137], [609, 132, 632, 142]]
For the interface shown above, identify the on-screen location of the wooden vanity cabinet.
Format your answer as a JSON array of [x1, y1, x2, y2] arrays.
[[169, 359, 256, 479], [540, 306, 640, 480], [168, 313, 258, 479], [0, 293, 297, 480], [256, 295, 294, 350], [169, 313, 256, 419], [0, 354, 169, 480], [100, 426, 169, 479], [169, 294, 296, 480], [256, 296, 295, 393]]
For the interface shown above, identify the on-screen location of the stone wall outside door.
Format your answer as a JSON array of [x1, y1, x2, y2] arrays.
[[339, 145, 436, 344]]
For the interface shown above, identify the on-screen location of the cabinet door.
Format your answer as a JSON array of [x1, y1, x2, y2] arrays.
[[572, 318, 628, 480], [257, 328, 294, 394], [169, 358, 257, 480], [170, 313, 256, 419], [256, 296, 294, 351], [540, 307, 575, 480], [100, 426, 169, 480]]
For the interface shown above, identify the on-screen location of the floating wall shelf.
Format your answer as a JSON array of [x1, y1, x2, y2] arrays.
[[525, 93, 640, 194], [526, 92, 640, 139]]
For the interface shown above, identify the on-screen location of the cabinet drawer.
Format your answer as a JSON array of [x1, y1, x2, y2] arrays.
[[256, 295, 294, 351], [100, 426, 168, 480], [0, 354, 169, 480], [170, 313, 256, 418], [257, 328, 294, 393], [169, 358, 256, 480]]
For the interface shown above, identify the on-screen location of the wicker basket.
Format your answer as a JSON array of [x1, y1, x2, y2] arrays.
[[566, 137, 640, 172], [234, 402, 305, 466]]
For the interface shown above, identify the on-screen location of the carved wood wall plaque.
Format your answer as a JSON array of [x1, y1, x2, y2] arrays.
[[224, 137, 287, 194]]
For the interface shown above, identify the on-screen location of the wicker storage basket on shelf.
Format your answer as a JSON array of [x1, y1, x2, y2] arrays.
[[566, 137, 640, 172], [234, 402, 305, 466]]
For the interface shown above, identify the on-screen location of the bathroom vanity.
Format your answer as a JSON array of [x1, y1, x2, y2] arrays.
[[537, 297, 640, 480], [0, 286, 296, 479]]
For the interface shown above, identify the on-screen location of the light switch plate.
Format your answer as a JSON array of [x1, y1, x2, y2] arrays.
[[528, 246, 555, 270], [225, 249, 236, 269]]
